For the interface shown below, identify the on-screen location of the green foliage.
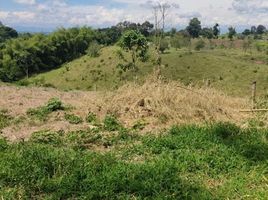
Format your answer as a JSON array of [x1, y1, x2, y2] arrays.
[[186, 18, 202, 38], [27, 98, 64, 121], [1, 124, 268, 199], [0, 24, 18, 43], [64, 113, 83, 124], [119, 30, 149, 69], [159, 39, 169, 53], [213, 23, 220, 38], [228, 26, 236, 40], [30, 130, 62, 145], [0, 111, 12, 130], [0, 27, 98, 81], [200, 28, 214, 39], [85, 112, 97, 123], [87, 41, 101, 57], [103, 115, 122, 131]]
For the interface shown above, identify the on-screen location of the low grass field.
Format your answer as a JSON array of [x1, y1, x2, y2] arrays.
[[1, 123, 268, 199]]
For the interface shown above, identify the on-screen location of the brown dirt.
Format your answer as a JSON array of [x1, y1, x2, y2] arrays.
[[0, 79, 251, 141]]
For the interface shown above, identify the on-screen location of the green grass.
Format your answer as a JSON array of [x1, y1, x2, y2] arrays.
[[25, 45, 268, 97], [0, 110, 12, 130], [26, 46, 155, 91], [1, 123, 268, 199]]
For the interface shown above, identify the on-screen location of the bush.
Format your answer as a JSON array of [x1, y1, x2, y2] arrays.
[[86, 112, 97, 123], [159, 39, 169, 53], [103, 115, 122, 131], [27, 98, 64, 121], [64, 113, 83, 124], [87, 41, 101, 57], [30, 130, 62, 145]]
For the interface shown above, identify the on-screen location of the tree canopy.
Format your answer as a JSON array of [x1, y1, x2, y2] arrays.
[[186, 18, 202, 38]]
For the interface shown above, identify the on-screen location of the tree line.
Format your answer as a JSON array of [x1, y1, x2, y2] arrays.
[[0, 21, 154, 82], [0, 17, 267, 82]]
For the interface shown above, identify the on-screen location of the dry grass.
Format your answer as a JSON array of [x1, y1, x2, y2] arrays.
[[0, 78, 251, 140], [103, 77, 250, 130]]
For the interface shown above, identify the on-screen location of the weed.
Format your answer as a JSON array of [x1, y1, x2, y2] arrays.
[[85, 112, 97, 123], [0, 111, 12, 130], [103, 115, 122, 131], [30, 130, 63, 145], [64, 113, 83, 124], [27, 98, 64, 121]]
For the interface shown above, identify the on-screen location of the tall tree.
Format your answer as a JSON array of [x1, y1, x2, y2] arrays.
[[251, 26, 257, 34], [213, 23, 220, 38], [186, 18, 202, 38], [256, 25, 266, 35], [228, 26, 236, 40]]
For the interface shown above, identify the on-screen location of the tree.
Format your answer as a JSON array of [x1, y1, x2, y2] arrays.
[[228, 27, 236, 40], [200, 28, 214, 39], [139, 21, 154, 37], [170, 28, 177, 36], [186, 18, 201, 38], [256, 25, 266, 35], [0, 25, 18, 43], [119, 30, 148, 70], [251, 26, 257, 34], [242, 29, 251, 36], [213, 23, 220, 38]]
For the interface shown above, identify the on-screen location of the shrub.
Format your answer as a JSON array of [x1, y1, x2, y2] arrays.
[[159, 39, 169, 53], [103, 115, 122, 131], [30, 130, 62, 145], [27, 98, 64, 121], [87, 41, 101, 57], [86, 112, 97, 123], [64, 113, 83, 124]]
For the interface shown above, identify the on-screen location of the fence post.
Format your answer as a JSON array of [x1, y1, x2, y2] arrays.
[[252, 81, 257, 109]]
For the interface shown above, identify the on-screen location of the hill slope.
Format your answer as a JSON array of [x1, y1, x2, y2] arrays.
[[26, 46, 268, 96]]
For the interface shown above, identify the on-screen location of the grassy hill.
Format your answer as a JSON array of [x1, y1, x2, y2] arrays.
[[25, 45, 268, 97]]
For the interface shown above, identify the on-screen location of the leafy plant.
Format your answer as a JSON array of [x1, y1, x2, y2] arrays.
[[103, 115, 122, 131], [65, 113, 83, 124], [30, 130, 63, 145], [85, 112, 97, 123], [27, 98, 64, 121]]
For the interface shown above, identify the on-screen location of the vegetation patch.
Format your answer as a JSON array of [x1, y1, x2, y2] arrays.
[[64, 113, 83, 124], [0, 123, 268, 199], [0, 111, 12, 130], [27, 98, 65, 121], [103, 115, 123, 131]]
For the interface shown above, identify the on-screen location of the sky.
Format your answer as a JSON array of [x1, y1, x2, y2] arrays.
[[0, 0, 268, 32]]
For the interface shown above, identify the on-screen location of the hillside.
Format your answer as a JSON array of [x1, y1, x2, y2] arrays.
[[26, 46, 268, 97]]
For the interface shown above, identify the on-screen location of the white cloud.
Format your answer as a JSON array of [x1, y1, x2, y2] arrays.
[[1, 0, 268, 30], [14, 0, 36, 5]]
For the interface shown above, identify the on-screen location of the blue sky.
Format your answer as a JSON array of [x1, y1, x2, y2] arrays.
[[0, 0, 268, 32]]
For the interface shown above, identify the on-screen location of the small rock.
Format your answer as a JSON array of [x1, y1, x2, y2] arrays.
[[137, 99, 145, 107]]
